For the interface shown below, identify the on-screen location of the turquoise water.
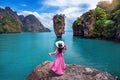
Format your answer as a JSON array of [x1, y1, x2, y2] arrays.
[[0, 32, 120, 80]]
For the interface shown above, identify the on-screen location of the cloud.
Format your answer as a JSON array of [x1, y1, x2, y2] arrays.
[[43, 0, 101, 9], [43, 0, 88, 7], [18, 0, 103, 30], [21, 4, 27, 7], [0, 6, 4, 8], [56, 6, 88, 30], [40, 0, 103, 30]]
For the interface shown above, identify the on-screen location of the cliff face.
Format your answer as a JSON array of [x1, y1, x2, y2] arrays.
[[19, 14, 50, 32], [0, 6, 50, 33], [72, 0, 120, 41], [53, 14, 65, 38], [0, 7, 22, 33], [73, 10, 96, 38], [26, 61, 117, 80]]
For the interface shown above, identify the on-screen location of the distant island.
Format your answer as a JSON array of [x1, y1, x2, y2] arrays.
[[0, 7, 50, 33], [72, 0, 120, 42]]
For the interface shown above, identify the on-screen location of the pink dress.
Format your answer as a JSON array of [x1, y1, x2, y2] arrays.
[[49, 45, 67, 75]]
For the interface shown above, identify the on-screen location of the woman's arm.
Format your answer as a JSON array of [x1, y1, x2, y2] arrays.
[[49, 48, 58, 56], [63, 45, 67, 50]]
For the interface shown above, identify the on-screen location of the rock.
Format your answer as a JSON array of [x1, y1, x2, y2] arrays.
[[116, 29, 120, 40], [72, 1, 120, 42], [73, 10, 96, 38], [53, 14, 65, 38], [0, 7, 22, 33], [19, 15, 24, 22], [26, 61, 117, 80], [4, 7, 22, 26], [20, 14, 50, 32], [0, 6, 50, 33]]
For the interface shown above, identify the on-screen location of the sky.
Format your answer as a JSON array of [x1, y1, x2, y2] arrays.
[[0, 0, 112, 31]]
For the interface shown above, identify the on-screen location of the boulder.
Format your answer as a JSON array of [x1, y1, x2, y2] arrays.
[[26, 61, 117, 80]]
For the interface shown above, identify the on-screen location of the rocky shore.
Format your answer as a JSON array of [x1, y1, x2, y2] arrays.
[[26, 61, 117, 80]]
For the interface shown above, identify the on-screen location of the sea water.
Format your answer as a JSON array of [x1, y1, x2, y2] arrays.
[[0, 32, 120, 80]]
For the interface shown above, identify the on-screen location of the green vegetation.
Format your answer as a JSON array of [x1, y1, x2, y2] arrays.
[[0, 17, 21, 33], [72, 0, 120, 39], [56, 18, 62, 24], [60, 14, 66, 18], [55, 14, 65, 25]]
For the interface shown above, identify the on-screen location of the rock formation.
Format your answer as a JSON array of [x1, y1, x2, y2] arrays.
[[0, 6, 50, 33], [0, 7, 22, 33], [116, 29, 120, 40], [73, 10, 96, 38], [72, 0, 120, 42], [53, 14, 65, 38], [19, 14, 50, 32], [26, 61, 117, 80]]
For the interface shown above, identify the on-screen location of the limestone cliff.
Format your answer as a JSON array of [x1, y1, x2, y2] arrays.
[[73, 10, 96, 38], [0, 6, 50, 33], [26, 61, 117, 80], [72, 0, 120, 41], [19, 14, 50, 32], [0, 7, 22, 33], [53, 14, 65, 38]]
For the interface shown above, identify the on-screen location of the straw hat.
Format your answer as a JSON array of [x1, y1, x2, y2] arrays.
[[55, 41, 65, 48]]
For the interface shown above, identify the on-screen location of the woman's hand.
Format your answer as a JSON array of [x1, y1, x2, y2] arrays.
[[64, 45, 67, 50], [49, 53, 52, 56], [49, 49, 57, 56]]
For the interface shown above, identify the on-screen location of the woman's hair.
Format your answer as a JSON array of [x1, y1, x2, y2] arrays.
[[58, 48, 63, 53], [58, 43, 63, 53]]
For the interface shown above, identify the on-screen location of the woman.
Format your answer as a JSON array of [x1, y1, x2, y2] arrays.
[[49, 41, 67, 75]]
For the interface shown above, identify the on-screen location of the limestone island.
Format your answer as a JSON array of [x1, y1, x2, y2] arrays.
[[26, 61, 117, 80], [53, 14, 65, 38]]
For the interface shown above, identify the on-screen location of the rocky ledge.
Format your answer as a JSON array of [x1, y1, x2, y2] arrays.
[[26, 61, 117, 80]]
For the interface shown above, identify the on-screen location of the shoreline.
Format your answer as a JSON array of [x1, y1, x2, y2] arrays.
[[73, 35, 120, 43]]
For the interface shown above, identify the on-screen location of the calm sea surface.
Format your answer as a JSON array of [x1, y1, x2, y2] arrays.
[[0, 32, 120, 80]]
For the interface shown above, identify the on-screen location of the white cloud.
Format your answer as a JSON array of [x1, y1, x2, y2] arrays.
[[18, 0, 104, 30], [21, 4, 27, 7], [0, 6, 4, 8], [44, 0, 87, 7], [41, 0, 103, 30], [43, 0, 102, 9], [57, 6, 85, 30], [37, 13, 55, 29]]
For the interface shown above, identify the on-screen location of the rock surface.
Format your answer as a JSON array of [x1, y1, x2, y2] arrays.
[[116, 29, 120, 40], [26, 61, 117, 80], [0, 6, 50, 33], [72, 0, 120, 42], [73, 10, 96, 38], [53, 14, 65, 38], [0, 7, 22, 33], [19, 14, 50, 32]]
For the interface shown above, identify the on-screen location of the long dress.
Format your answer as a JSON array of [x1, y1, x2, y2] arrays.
[[49, 46, 67, 75]]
